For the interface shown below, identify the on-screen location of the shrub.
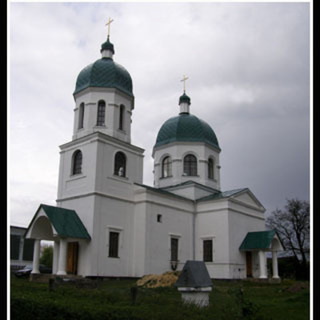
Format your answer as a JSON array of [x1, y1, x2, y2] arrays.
[[40, 246, 53, 268]]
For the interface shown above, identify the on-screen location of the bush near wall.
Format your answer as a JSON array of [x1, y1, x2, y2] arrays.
[[267, 257, 310, 280]]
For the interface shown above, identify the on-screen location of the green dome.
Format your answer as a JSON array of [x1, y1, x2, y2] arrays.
[[74, 57, 133, 96], [179, 92, 191, 105], [154, 113, 220, 150], [100, 36, 114, 54]]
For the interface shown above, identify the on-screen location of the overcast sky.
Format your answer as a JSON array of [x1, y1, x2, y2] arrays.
[[9, 2, 310, 227]]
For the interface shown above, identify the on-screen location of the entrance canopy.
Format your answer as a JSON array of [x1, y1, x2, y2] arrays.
[[25, 204, 91, 241], [239, 230, 284, 252]]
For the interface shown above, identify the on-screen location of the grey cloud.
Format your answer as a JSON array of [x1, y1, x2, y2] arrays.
[[9, 2, 310, 225]]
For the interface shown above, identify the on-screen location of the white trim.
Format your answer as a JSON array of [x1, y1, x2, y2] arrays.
[[228, 207, 265, 219], [152, 141, 221, 157], [57, 191, 135, 204], [200, 235, 216, 240], [73, 87, 134, 102], [108, 175, 130, 184], [229, 197, 265, 212], [59, 131, 144, 155], [107, 225, 124, 232], [231, 189, 265, 210], [169, 233, 182, 238], [66, 174, 87, 182]]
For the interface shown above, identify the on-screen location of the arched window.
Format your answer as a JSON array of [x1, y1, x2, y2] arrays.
[[162, 156, 172, 178], [97, 100, 106, 126], [78, 103, 85, 129], [72, 150, 82, 175], [119, 105, 125, 130], [183, 154, 197, 176], [114, 152, 126, 177], [208, 158, 214, 179]]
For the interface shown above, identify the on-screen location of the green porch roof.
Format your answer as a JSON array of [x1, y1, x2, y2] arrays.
[[28, 204, 91, 240], [239, 230, 276, 251]]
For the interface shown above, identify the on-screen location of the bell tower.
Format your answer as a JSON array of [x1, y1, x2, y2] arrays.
[[56, 21, 144, 215], [71, 23, 134, 144]]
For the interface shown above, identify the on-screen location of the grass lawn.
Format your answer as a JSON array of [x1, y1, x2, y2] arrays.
[[10, 275, 309, 320]]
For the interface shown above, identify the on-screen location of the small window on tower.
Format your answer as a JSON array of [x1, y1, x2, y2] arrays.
[[208, 158, 214, 179], [157, 214, 162, 223], [72, 150, 83, 175], [183, 154, 197, 176], [97, 100, 106, 126], [78, 103, 85, 129], [119, 105, 125, 130], [114, 152, 126, 177], [162, 156, 172, 178]]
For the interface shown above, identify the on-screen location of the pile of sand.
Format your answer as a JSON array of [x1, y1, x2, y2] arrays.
[[136, 271, 180, 288]]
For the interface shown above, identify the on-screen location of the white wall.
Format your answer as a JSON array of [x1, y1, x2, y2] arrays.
[[133, 187, 194, 276], [196, 199, 230, 278], [92, 195, 136, 277], [73, 88, 134, 143]]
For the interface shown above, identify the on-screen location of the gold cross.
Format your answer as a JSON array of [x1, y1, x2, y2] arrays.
[[106, 17, 114, 37], [181, 75, 189, 93]]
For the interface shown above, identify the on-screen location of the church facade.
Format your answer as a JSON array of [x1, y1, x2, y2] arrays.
[[25, 31, 283, 280]]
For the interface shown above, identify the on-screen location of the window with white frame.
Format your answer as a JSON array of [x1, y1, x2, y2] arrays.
[[97, 100, 106, 126], [203, 239, 213, 262], [183, 154, 197, 176], [119, 105, 125, 130], [170, 237, 179, 262], [208, 158, 214, 179], [114, 152, 126, 177], [162, 156, 172, 178], [72, 150, 82, 175], [108, 231, 119, 258]]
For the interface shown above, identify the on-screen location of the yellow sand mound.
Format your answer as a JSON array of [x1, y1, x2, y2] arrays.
[[136, 271, 180, 288]]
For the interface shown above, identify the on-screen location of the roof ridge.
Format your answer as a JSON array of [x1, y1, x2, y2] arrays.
[[196, 187, 248, 202], [160, 180, 220, 193], [134, 183, 193, 201]]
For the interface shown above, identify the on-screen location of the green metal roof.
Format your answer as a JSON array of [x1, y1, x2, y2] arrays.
[[101, 36, 115, 54], [74, 57, 133, 96], [33, 204, 91, 239], [134, 183, 193, 202], [154, 113, 220, 150], [161, 180, 221, 194], [196, 188, 247, 202], [179, 92, 191, 105], [239, 230, 276, 251]]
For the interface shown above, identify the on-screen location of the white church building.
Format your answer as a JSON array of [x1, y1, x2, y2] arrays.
[[25, 29, 283, 280]]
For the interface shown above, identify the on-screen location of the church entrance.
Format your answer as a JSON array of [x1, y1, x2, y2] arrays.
[[246, 251, 253, 277], [67, 242, 79, 275]]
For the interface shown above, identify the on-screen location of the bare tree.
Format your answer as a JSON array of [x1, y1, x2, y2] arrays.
[[266, 198, 309, 268]]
